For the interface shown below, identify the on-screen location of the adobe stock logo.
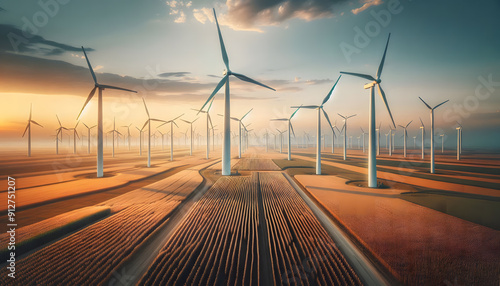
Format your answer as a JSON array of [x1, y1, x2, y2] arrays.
[[340, 0, 412, 63]]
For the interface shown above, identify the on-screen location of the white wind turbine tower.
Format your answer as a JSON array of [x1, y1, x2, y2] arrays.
[[55, 115, 68, 155], [360, 127, 367, 153], [390, 126, 396, 154], [456, 122, 462, 160], [440, 134, 445, 153], [77, 47, 137, 178], [398, 120, 412, 158], [265, 129, 270, 152], [227, 109, 253, 159], [326, 120, 338, 154], [69, 121, 80, 154], [270, 106, 302, 160], [121, 124, 132, 151], [142, 98, 167, 167], [181, 118, 199, 156], [135, 126, 145, 156], [291, 75, 342, 175], [107, 118, 121, 158], [192, 99, 214, 159], [419, 97, 449, 173], [82, 123, 97, 154], [158, 114, 183, 161], [385, 133, 389, 150], [419, 117, 425, 159], [276, 129, 286, 154], [376, 122, 381, 155], [341, 34, 396, 188], [22, 104, 43, 157], [197, 9, 275, 176], [338, 114, 357, 160]]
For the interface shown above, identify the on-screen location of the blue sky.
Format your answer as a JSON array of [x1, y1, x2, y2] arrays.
[[0, 0, 499, 149]]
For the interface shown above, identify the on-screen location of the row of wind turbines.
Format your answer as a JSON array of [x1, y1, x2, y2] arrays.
[[21, 8, 463, 188]]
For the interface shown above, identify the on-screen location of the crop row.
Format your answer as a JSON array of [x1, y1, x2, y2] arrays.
[[0, 169, 202, 285]]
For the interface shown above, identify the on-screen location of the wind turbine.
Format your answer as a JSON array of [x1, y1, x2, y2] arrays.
[[419, 117, 425, 159], [82, 122, 97, 154], [291, 75, 342, 174], [229, 109, 253, 159], [398, 120, 412, 158], [338, 114, 357, 160], [326, 120, 338, 154], [360, 127, 367, 153], [456, 122, 462, 160], [121, 124, 132, 151], [413, 136, 417, 149], [271, 106, 302, 160], [264, 129, 270, 152], [385, 133, 389, 150], [135, 126, 145, 156], [22, 104, 43, 157], [180, 118, 199, 156], [158, 114, 183, 161], [340, 33, 396, 188], [68, 121, 81, 154], [376, 122, 381, 155], [77, 47, 137, 178], [142, 98, 167, 167], [276, 129, 286, 154], [440, 134, 445, 153], [107, 118, 121, 158], [419, 97, 449, 174], [55, 115, 68, 155], [197, 9, 275, 176], [192, 99, 214, 159]]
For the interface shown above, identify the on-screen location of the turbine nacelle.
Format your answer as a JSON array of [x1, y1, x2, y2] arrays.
[[363, 80, 379, 89]]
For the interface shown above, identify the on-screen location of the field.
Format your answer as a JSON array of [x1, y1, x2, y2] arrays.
[[0, 145, 498, 285], [139, 171, 361, 285]]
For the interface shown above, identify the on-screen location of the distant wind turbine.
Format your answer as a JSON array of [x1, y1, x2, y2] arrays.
[[341, 33, 396, 188], [360, 127, 367, 153], [107, 118, 121, 158], [419, 97, 449, 173], [22, 104, 43, 157], [456, 122, 462, 160], [197, 9, 275, 176], [55, 115, 68, 155], [229, 109, 253, 159], [69, 121, 80, 154], [158, 114, 183, 161], [338, 113, 357, 160], [440, 134, 445, 153], [276, 129, 286, 154], [271, 105, 302, 160], [135, 126, 145, 156], [180, 118, 199, 156], [82, 122, 97, 154], [291, 75, 342, 174], [376, 122, 381, 156], [192, 99, 214, 159], [121, 124, 132, 151], [142, 98, 167, 167], [419, 117, 425, 159], [398, 120, 412, 158], [77, 47, 137, 177]]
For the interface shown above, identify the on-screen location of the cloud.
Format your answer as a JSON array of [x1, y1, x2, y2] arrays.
[[0, 24, 93, 55], [219, 0, 348, 31], [193, 8, 214, 24], [94, 65, 104, 71], [158, 72, 191, 78], [166, 1, 191, 23], [351, 0, 384, 15]]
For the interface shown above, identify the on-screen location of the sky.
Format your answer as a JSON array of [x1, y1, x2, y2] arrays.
[[1, 0, 499, 150]]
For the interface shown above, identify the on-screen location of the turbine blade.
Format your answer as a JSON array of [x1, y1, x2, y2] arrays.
[[433, 99, 449, 110], [376, 33, 391, 80], [29, 103, 32, 120], [241, 108, 253, 120], [339, 72, 375, 81], [290, 122, 296, 138], [322, 108, 334, 131], [377, 84, 396, 127], [208, 114, 213, 129], [31, 120, 43, 128], [192, 117, 199, 124], [293, 105, 319, 109], [142, 98, 150, 118], [158, 122, 167, 128], [75, 130, 80, 139], [232, 72, 276, 91], [83, 122, 89, 129], [338, 113, 346, 119], [22, 123, 29, 137], [56, 114, 62, 126], [213, 9, 229, 70], [347, 114, 357, 119], [173, 113, 184, 121], [419, 117, 424, 127], [270, 119, 288, 121], [230, 117, 239, 121], [82, 47, 97, 85], [180, 119, 190, 124], [100, 85, 137, 93], [75, 121, 80, 129], [360, 127, 364, 133], [406, 120, 413, 128], [77, 86, 97, 120], [321, 75, 342, 106], [199, 76, 227, 114], [290, 105, 302, 119], [419, 97, 432, 110], [142, 119, 149, 131], [208, 98, 215, 112]]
